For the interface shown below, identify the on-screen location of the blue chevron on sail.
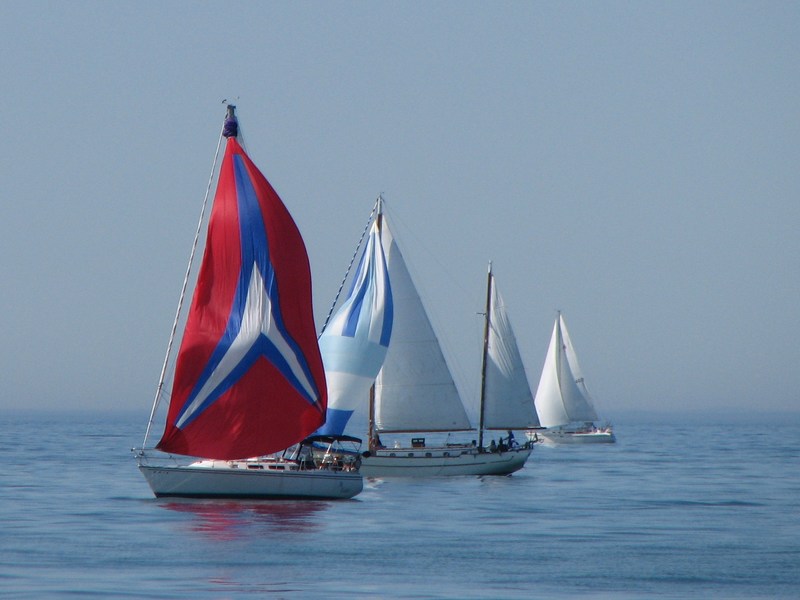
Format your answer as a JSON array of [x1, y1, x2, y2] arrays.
[[176, 262, 321, 430]]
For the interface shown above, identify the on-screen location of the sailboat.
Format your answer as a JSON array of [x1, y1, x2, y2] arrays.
[[133, 106, 363, 499], [318, 198, 537, 476], [531, 312, 615, 443]]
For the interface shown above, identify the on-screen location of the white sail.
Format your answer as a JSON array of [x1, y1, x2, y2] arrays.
[[559, 314, 598, 417], [534, 314, 598, 428], [374, 215, 472, 432], [482, 274, 539, 429]]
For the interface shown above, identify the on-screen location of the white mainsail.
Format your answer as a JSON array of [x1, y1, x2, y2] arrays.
[[481, 271, 540, 430], [374, 215, 471, 433], [534, 313, 599, 428], [559, 314, 599, 418]]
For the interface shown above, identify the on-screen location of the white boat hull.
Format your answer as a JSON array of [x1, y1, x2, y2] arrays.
[[535, 429, 616, 444], [139, 462, 362, 500], [360, 446, 531, 477]]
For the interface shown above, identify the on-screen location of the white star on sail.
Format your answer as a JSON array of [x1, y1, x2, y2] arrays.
[[176, 263, 318, 429]]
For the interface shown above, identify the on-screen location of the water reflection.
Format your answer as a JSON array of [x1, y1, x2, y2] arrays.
[[161, 499, 331, 540]]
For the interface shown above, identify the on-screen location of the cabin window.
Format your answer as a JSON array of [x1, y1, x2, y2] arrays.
[[425, 452, 432, 458]]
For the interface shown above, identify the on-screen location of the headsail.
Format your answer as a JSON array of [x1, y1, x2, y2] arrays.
[[156, 108, 327, 460], [317, 206, 393, 436], [374, 214, 471, 432], [559, 313, 598, 417], [481, 270, 539, 430], [534, 313, 598, 428]]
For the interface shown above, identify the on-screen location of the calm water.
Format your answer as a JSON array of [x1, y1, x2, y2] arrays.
[[1, 410, 798, 599]]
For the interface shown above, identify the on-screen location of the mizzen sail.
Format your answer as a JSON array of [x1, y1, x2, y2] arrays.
[[481, 271, 539, 430]]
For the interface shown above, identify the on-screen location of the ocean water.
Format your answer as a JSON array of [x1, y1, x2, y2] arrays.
[[1, 411, 798, 599]]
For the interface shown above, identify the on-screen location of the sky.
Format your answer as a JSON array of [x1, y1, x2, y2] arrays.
[[1, 1, 798, 419]]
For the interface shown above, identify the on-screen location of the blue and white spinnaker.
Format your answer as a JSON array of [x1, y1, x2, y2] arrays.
[[317, 214, 393, 435]]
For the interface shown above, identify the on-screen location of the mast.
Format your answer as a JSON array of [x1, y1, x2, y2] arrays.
[[375, 193, 384, 241], [368, 384, 376, 451], [367, 195, 384, 451], [555, 310, 563, 398], [478, 261, 492, 450]]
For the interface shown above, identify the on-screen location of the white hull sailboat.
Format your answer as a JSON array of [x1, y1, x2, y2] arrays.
[[139, 436, 363, 499], [533, 426, 615, 444], [359, 442, 530, 477], [139, 465, 361, 499], [531, 313, 615, 444], [317, 199, 538, 476], [134, 106, 362, 499]]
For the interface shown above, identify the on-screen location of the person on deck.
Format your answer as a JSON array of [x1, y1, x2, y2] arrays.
[[507, 430, 516, 448]]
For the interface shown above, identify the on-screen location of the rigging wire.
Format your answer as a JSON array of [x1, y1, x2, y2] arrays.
[[319, 196, 380, 335], [142, 117, 227, 449]]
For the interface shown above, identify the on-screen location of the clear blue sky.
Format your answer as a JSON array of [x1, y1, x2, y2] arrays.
[[1, 2, 797, 417]]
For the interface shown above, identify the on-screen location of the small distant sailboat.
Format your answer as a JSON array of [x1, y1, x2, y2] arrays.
[[531, 312, 615, 443], [318, 198, 536, 476], [133, 106, 363, 499]]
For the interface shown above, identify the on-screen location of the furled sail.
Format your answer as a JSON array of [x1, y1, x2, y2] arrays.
[[534, 314, 598, 428], [317, 214, 393, 435], [374, 215, 472, 432], [482, 273, 540, 429], [157, 114, 326, 460]]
